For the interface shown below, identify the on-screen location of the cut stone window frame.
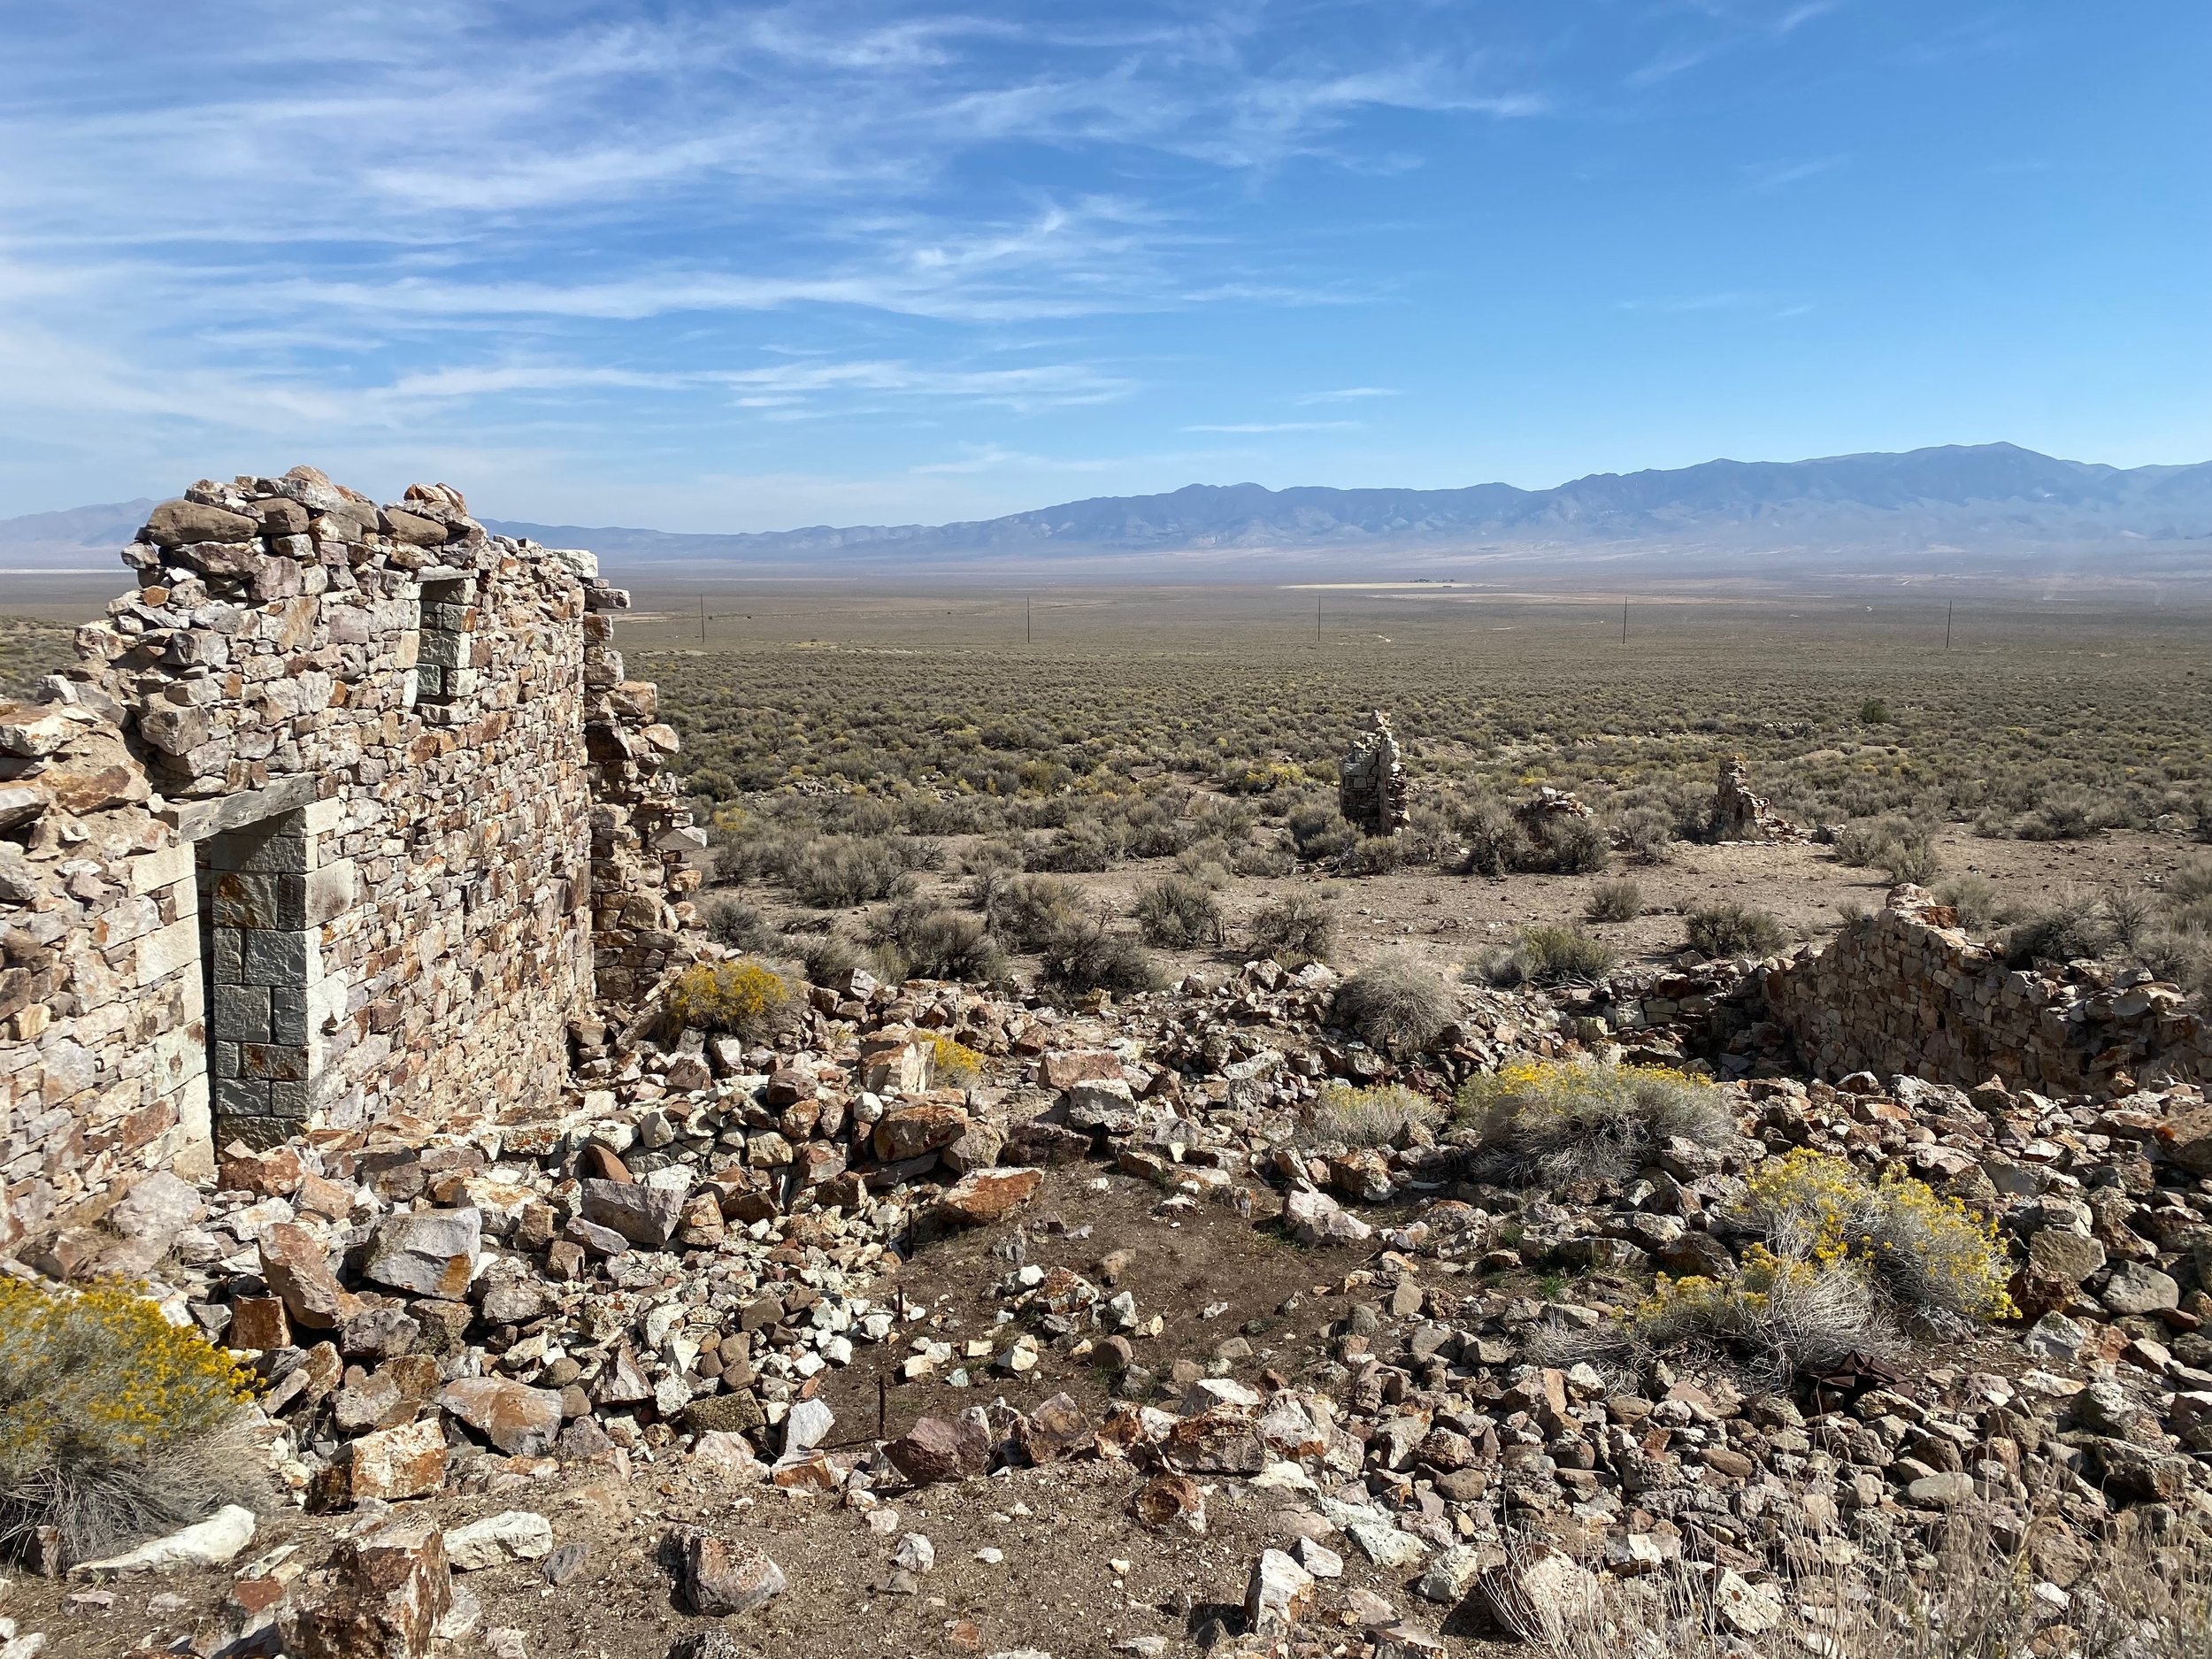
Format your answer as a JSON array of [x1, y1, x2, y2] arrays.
[[405, 566, 481, 722]]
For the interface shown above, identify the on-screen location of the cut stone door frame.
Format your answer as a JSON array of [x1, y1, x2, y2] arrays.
[[170, 777, 356, 1149]]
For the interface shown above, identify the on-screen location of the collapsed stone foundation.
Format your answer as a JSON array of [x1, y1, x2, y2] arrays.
[[0, 466, 702, 1247]]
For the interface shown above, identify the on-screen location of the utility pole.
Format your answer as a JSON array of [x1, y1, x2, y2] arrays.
[[1945, 603, 1954, 650], [698, 594, 706, 646], [1025, 595, 1032, 644], [1621, 603, 1628, 644], [1317, 594, 1323, 643]]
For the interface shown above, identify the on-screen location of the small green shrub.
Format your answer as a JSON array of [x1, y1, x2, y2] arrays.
[[1299, 1083, 1440, 1148], [1455, 798, 1527, 878], [1028, 818, 1114, 872], [1586, 878, 1643, 922], [788, 835, 916, 908], [1881, 834, 1942, 886], [1932, 873, 2003, 933], [1330, 956, 1453, 1055], [866, 900, 1007, 984], [664, 958, 791, 1038], [1612, 807, 1675, 864], [1476, 924, 1617, 987], [1286, 801, 1357, 862], [2004, 887, 2112, 965], [1685, 902, 1787, 957], [2015, 786, 2106, 841], [801, 932, 864, 987], [696, 894, 781, 953], [1131, 875, 1225, 949], [1858, 697, 1891, 725], [1455, 1057, 1735, 1186], [972, 872, 1085, 950], [1038, 915, 1161, 998], [0, 1279, 260, 1563], [1248, 893, 1336, 966]]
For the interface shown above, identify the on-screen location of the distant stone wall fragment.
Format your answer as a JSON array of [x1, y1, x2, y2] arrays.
[[1711, 755, 1799, 842], [1761, 884, 2208, 1095], [1338, 711, 1409, 837]]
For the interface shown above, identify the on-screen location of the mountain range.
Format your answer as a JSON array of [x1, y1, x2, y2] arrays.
[[8, 444, 2212, 587]]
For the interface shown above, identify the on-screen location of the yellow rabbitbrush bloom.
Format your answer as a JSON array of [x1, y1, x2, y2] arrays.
[[928, 1034, 985, 1088], [0, 1279, 254, 1465], [664, 958, 790, 1040], [1740, 1148, 2016, 1322]]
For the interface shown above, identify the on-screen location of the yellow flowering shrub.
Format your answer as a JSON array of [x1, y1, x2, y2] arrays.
[[1740, 1148, 2016, 1321], [0, 1277, 259, 1562], [928, 1035, 984, 1089], [1454, 1058, 1735, 1185], [664, 958, 790, 1040]]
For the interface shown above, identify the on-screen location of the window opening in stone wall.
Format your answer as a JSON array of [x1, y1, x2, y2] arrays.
[[197, 809, 315, 1148], [414, 575, 479, 720]]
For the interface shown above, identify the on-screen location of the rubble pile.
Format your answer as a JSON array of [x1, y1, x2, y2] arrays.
[[1709, 755, 1801, 843]]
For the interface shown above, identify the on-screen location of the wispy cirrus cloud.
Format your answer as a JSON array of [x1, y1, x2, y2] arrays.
[[1182, 420, 1361, 433]]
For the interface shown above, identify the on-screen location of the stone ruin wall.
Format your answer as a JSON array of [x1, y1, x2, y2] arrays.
[[0, 465, 700, 1248], [1760, 884, 2209, 1095]]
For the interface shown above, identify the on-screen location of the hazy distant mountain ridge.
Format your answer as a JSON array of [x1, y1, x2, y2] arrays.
[[483, 443, 2212, 567], [8, 446, 2212, 580]]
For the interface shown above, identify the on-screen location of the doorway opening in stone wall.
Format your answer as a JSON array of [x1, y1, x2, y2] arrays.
[[196, 809, 316, 1150]]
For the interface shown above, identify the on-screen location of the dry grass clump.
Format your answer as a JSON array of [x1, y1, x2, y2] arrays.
[[1532, 1517, 2212, 1659], [1330, 956, 1453, 1055], [0, 1278, 262, 1563], [2004, 885, 2115, 966], [1455, 1058, 1735, 1186], [665, 958, 792, 1038], [1248, 893, 1336, 967], [1686, 901, 1787, 957], [1130, 874, 1225, 949], [1476, 923, 1617, 987], [1586, 878, 1643, 922], [1298, 1083, 1440, 1148], [1456, 797, 1611, 878], [1286, 800, 1359, 863], [1620, 1250, 1892, 1384]]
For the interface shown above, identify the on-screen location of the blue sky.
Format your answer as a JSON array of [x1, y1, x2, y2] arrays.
[[1, 1, 2205, 530]]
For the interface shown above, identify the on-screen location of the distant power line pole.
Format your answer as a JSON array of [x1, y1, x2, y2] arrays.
[[1025, 595, 1032, 644], [1621, 603, 1628, 644], [1945, 603, 1954, 650], [1317, 594, 1323, 642], [698, 593, 705, 645]]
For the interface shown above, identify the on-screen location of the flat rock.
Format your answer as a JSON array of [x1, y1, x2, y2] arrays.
[[1282, 1188, 1372, 1247], [675, 1529, 786, 1617], [934, 1167, 1043, 1227], [363, 1208, 482, 1298], [443, 1512, 553, 1571], [440, 1378, 564, 1456]]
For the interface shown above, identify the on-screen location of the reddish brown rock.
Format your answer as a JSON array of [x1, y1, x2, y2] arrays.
[[673, 1528, 787, 1617], [933, 1167, 1042, 1228], [1130, 1471, 1208, 1533], [872, 1101, 968, 1162], [885, 1414, 992, 1485], [280, 1515, 452, 1659], [439, 1378, 564, 1456], [1039, 1048, 1123, 1090], [260, 1222, 359, 1329], [314, 1417, 448, 1509], [226, 1295, 291, 1351]]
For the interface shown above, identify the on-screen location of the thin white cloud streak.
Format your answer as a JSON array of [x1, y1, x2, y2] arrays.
[[1182, 420, 1361, 433], [1295, 386, 1400, 403]]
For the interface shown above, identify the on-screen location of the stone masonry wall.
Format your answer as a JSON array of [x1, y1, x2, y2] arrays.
[[1762, 884, 2209, 1095], [1, 465, 698, 1246]]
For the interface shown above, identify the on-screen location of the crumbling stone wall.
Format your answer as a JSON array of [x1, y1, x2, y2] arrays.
[[1762, 885, 2208, 1095], [1, 466, 699, 1242]]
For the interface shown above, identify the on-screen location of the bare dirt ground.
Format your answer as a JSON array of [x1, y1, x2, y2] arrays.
[[26, 1166, 1455, 1659]]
